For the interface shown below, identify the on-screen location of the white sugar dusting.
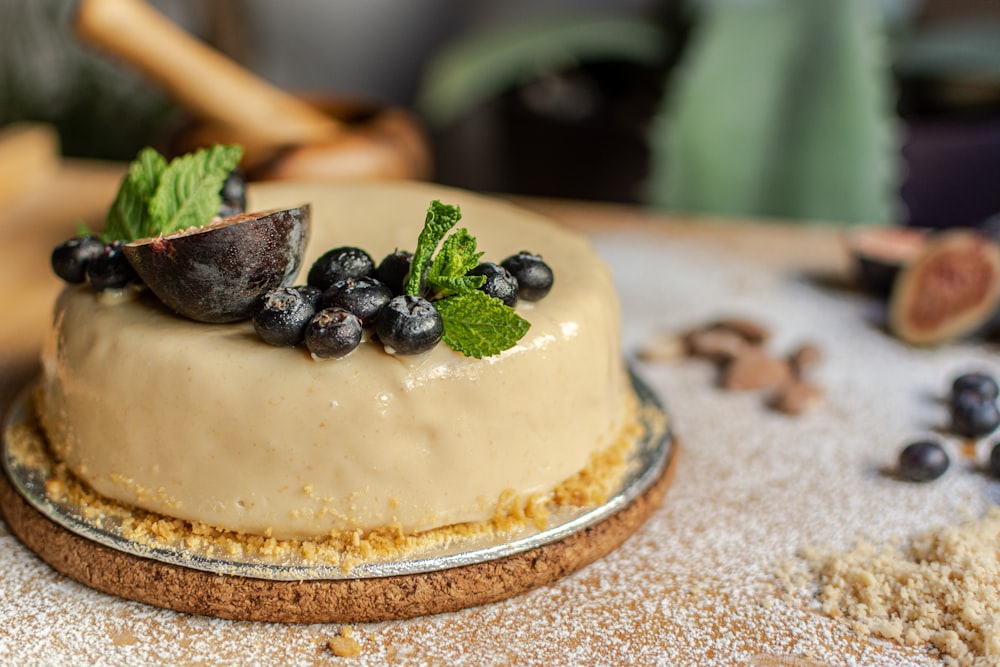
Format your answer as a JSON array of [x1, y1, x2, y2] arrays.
[[3, 229, 994, 665]]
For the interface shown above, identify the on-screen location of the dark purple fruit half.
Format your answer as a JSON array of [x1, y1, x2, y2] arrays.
[[846, 225, 928, 297], [123, 205, 310, 323]]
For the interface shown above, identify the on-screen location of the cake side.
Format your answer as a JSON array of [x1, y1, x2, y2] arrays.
[[36, 181, 632, 540]]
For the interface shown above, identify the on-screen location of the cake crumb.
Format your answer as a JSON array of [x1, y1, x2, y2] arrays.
[[796, 508, 1000, 666], [327, 626, 362, 658]]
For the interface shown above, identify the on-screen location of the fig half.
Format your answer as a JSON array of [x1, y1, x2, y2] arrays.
[[123, 205, 310, 323], [846, 225, 928, 297], [889, 230, 1000, 345]]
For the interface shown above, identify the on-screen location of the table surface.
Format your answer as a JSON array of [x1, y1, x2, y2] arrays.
[[1, 158, 992, 666]]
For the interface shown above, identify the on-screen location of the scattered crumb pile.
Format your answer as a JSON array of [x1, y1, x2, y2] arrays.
[[639, 316, 823, 415], [800, 509, 1000, 667], [327, 626, 362, 658]]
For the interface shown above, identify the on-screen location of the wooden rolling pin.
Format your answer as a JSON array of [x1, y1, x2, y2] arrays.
[[75, 0, 342, 152]]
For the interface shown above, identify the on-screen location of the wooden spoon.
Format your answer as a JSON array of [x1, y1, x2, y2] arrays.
[[75, 0, 342, 153]]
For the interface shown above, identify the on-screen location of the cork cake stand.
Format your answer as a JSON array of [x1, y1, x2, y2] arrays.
[[0, 375, 675, 624]]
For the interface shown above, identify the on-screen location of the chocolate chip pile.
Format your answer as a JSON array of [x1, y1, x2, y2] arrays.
[[638, 317, 823, 416]]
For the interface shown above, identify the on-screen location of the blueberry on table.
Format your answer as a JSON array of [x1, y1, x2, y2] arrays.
[[305, 307, 363, 359], [375, 295, 443, 355], [897, 440, 950, 482], [468, 262, 518, 307], [86, 241, 140, 291], [501, 252, 553, 301], [375, 250, 414, 295], [320, 277, 393, 327], [951, 372, 999, 402], [950, 390, 1000, 438], [253, 287, 316, 347], [51, 235, 105, 284], [307, 247, 375, 291]]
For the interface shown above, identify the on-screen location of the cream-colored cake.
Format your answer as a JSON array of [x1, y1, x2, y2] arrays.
[[35, 181, 631, 541]]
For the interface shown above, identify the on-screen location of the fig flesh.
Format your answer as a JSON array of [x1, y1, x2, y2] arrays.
[[123, 205, 310, 323], [889, 230, 1000, 345]]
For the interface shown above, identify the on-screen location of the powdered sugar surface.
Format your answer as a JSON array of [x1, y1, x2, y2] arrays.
[[2, 228, 991, 666]]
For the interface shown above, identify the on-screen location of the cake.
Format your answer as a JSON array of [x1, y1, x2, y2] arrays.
[[33, 180, 635, 543]]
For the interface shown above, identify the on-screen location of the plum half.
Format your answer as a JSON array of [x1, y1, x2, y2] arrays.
[[123, 205, 310, 323]]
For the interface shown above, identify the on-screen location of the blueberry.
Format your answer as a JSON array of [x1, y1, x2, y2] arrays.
[[989, 441, 1000, 478], [897, 440, 950, 482], [375, 295, 443, 355], [305, 307, 363, 359], [951, 372, 999, 402], [218, 169, 246, 217], [320, 277, 393, 327], [51, 235, 105, 284], [468, 262, 518, 307], [253, 287, 316, 347], [291, 284, 324, 310], [501, 252, 553, 301], [950, 390, 1000, 438], [307, 247, 375, 291], [86, 241, 140, 291], [375, 250, 414, 295]]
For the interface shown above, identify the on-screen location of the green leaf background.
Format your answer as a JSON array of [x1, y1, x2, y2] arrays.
[[648, 0, 898, 224], [417, 1, 918, 226], [417, 14, 667, 127]]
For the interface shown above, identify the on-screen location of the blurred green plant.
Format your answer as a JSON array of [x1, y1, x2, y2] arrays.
[[418, 14, 670, 128], [648, 0, 896, 224], [418, 0, 1000, 225]]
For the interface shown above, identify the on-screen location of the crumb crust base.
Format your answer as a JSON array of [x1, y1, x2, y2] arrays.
[[0, 439, 677, 624]]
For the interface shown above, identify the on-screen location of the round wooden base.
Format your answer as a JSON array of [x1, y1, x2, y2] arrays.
[[0, 443, 677, 624]]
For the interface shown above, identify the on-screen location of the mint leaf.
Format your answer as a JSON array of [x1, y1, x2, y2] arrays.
[[404, 200, 462, 296], [426, 227, 485, 298], [436, 290, 530, 359], [103, 146, 168, 241], [148, 144, 243, 236]]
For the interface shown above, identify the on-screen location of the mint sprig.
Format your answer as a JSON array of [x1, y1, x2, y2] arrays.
[[425, 227, 485, 298], [404, 200, 464, 296], [101, 144, 243, 242], [148, 144, 243, 236], [405, 199, 530, 358], [437, 290, 531, 359], [103, 147, 167, 242]]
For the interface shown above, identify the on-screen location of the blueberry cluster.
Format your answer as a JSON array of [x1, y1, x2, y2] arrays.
[[252, 246, 554, 360], [51, 237, 141, 291], [896, 371, 1000, 482]]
